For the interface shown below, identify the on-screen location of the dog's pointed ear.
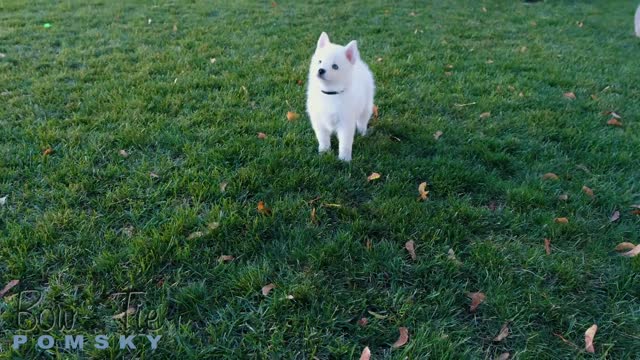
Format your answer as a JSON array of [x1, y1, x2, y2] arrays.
[[317, 32, 330, 49], [345, 40, 359, 64]]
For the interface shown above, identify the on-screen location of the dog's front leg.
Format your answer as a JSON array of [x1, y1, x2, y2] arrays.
[[336, 119, 356, 162]]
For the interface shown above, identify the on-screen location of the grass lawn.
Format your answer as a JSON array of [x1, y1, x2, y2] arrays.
[[1, 0, 640, 358]]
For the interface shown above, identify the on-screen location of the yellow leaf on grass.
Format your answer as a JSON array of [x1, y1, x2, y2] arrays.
[[554, 217, 569, 224], [563, 92, 576, 100], [479, 112, 491, 119], [544, 238, 551, 255], [620, 244, 640, 257], [607, 118, 623, 127], [218, 255, 234, 262], [433, 130, 443, 140], [542, 173, 559, 180], [392, 327, 409, 348], [367, 172, 381, 181], [558, 194, 568, 201], [286, 111, 299, 121], [219, 182, 228, 192], [43, 147, 54, 156], [257, 201, 272, 215], [584, 324, 598, 353], [257, 132, 267, 139], [418, 182, 429, 201], [582, 185, 594, 197], [118, 149, 129, 158], [311, 207, 318, 224], [112, 306, 136, 320]]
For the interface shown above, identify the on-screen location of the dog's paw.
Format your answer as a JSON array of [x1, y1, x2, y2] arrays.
[[338, 154, 352, 162]]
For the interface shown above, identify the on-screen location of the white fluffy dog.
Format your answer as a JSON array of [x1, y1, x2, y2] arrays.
[[306, 32, 375, 162], [635, 4, 640, 37]]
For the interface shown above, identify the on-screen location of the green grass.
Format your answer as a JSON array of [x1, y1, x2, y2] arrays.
[[1, 0, 639, 358]]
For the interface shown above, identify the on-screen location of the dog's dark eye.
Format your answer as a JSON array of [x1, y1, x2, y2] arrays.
[[318, 60, 322, 64], [332, 64, 339, 70]]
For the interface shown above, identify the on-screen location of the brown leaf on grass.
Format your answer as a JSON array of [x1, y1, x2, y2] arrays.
[[149, 172, 160, 179], [297, 79, 303, 86], [418, 182, 429, 201], [544, 238, 551, 255], [554, 217, 569, 224], [257, 201, 272, 215], [373, 105, 379, 119], [610, 211, 620, 222], [433, 130, 443, 140], [286, 111, 299, 121], [614, 242, 636, 252], [112, 306, 136, 320], [620, 244, 640, 257], [405, 240, 416, 261], [493, 323, 510, 342], [118, 149, 129, 158], [43, 147, 54, 156], [0, 280, 20, 298], [392, 327, 409, 348], [479, 112, 491, 119], [310, 207, 318, 224], [563, 92, 576, 100], [584, 324, 598, 353], [467, 292, 486, 312], [497, 353, 510, 360], [257, 132, 267, 139], [359, 346, 371, 360], [358, 317, 368, 326], [218, 255, 234, 262], [542, 172, 559, 180], [219, 182, 228, 192], [632, 209, 640, 216], [367, 172, 381, 181], [558, 194, 569, 201], [582, 186, 594, 198], [607, 118, 623, 127], [261, 283, 275, 296]]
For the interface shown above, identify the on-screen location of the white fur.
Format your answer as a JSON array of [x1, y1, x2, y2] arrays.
[[635, 4, 640, 37], [306, 32, 375, 161]]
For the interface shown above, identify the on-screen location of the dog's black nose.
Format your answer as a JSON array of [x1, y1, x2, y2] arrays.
[[318, 68, 326, 76]]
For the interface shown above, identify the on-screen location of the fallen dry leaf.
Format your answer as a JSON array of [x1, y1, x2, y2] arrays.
[[486, 59, 494, 64], [563, 92, 576, 100], [605, 111, 622, 119], [210, 57, 217, 64], [392, 327, 409, 348], [261, 283, 275, 296], [418, 182, 429, 201], [286, 111, 299, 121], [520, 46, 528, 53], [43, 147, 54, 156], [607, 118, 623, 127], [257, 201, 272, 215], [554, 217, 569, 224], [257, 132, 267, 139], [311, 207, 318, 224], [373, 105, 379, 119], [149, 172, 160, 179], [218, 255, 234, 262], [479, 112, 491, 119], [0, 280, 20, 298], [467, 292, 486, 312], [0, 195, 7, 206], [559, 194, 569, 201], [172, 23, 177, 32], [542, 173, 559, 180], [208, 222, 220, 230], [632, 209, 640, 216], [582, 186, 594, 198], [367, 172, 381, 181], [359, 346, 371, 360], [481, 7, 487, 13], [610, 211, 620, 222], [433, 130, 443, 140], [447, 248, 462, 265], [219, 182, 228, 192], [187, 231, 204, 240], [576, 21, 584, 28], [620, 244, 640, 257], [297, 79, 303, 86], [112, 306, 136, 320], [367, 310, 388, 319], [493, 323, 510, 342], [615, 242, 636, 251], [584, 324, 598, 353], [118, 149, 129, 158], [358, 317, 368, 326], [544, 238, 551, 255], [405, 240, 416, 261], [497, 353, 510, 360]]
